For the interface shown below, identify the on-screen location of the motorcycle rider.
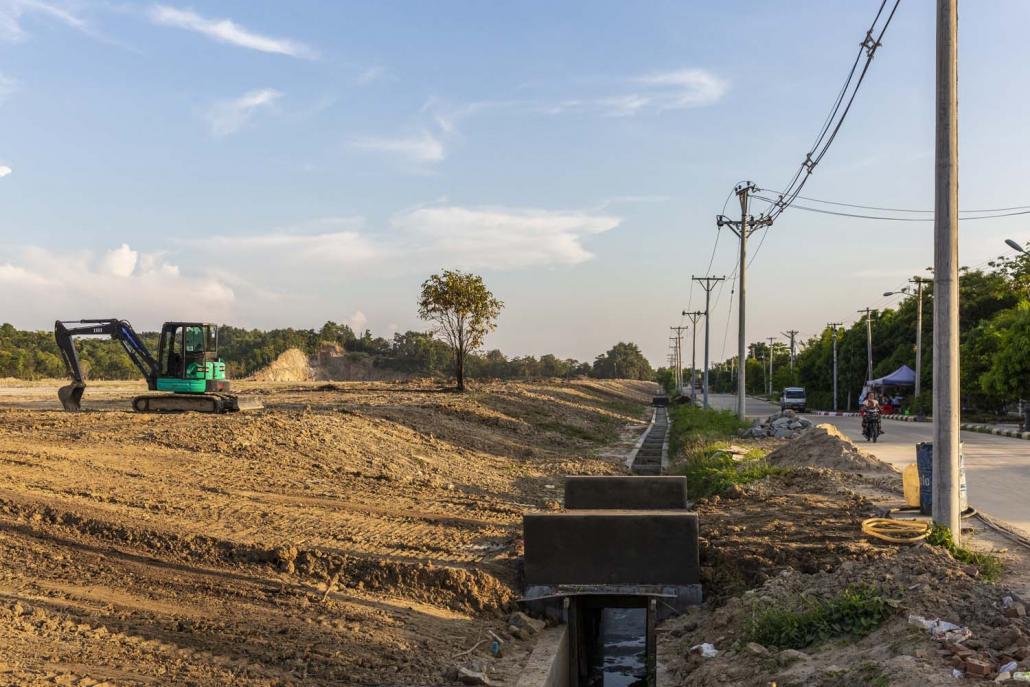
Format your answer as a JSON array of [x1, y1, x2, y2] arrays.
[[862, 391, 883, 435]]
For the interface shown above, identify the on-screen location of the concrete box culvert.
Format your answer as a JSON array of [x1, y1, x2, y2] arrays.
[[522, 511, 700, 587], [563, 476, 688, 510]]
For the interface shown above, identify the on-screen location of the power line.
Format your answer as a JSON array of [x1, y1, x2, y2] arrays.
[[757, 0, 902, 224], [753, 196, 1030, 222], [757, 190, 1030, 215]]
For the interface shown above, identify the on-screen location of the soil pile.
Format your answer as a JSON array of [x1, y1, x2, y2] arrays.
[[765, 422, 896, 474], [249, 347, 321, 382]]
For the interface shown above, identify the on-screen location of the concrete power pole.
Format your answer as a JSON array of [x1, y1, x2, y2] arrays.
[[671, 326, 688, 397], [717, 182, 770, 421], [682, 310, 704, 403], [828, 323, 842, 411], [668, 336, 681, 394], [858, 308, 876, 383], [692, 276, 725, 409], [766, 337, 777, 396], [782, 330, 799, 373], [911, 276, 932, 398], [933, 0, 961, 543]]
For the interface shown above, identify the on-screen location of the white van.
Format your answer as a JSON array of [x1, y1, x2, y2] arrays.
[[780, 387, 806, 413]]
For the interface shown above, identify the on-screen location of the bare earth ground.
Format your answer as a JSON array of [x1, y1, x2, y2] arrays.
[[0, 378, 655, 686]]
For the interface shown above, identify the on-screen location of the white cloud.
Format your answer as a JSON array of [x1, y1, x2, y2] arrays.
[[0, 165, 11, 177], [0, 244, 235, 326], [0, 72, 14, 102], [393, 205, 620, 269], [349, 131, 446, 164], [0, 0, 92, 42], [204, 226, 381, 265], [346, 310, 368, 333], [354, 65, 388, 86], [99, 243, 138, 277], [149, 5, 316, 59], [205, 88, 282, 137]]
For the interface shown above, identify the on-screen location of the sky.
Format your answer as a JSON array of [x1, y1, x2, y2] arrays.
[[2, 1, 1030, 366]]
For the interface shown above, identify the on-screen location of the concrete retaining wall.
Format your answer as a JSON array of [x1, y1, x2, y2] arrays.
[[515, 625, 569, 687], [523, 511, 699, 586], [564, 476, 687, 510]]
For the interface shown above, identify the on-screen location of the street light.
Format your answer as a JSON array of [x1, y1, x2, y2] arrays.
[[1005, 239, 1025, 254], [883, 288, 911, 298]]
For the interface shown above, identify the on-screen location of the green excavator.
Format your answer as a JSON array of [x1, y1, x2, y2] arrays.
[[55, 319, 260, 413]]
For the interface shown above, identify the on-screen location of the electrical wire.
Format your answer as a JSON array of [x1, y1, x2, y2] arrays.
[[756, 0, 902, 225], [758, 190, 1030, 215], [754, 197, 1030, 222]]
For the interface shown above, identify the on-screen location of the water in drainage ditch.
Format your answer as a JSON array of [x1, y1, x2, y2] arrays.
[[587, 608, 647, 686]]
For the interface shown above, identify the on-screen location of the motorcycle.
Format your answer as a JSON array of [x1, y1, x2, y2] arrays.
[[861, 407, 882, 443]]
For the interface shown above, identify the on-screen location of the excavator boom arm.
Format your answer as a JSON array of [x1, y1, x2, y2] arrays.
[[54, 319, 160, 410]]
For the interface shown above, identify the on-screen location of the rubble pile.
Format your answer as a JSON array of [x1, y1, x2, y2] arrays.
[[739, 409, 814, 439]]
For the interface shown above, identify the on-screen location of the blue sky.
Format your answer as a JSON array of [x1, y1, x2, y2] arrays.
[[2, 1, 1030, 365]]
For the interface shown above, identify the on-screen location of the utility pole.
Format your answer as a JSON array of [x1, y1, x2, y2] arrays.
[[691, 276, 725, 409], [670, 326, 688, 397], [782, 330, 799, 372], [911, 276, 932, 398], [858, 308, 876, 382], [717, 182, 771, 421], [682, 310, 704, 403], [828, 323, 842, 411], [668, 336, 680, 394], [766, 337, 777, 396], [933, 0, 960, 542]]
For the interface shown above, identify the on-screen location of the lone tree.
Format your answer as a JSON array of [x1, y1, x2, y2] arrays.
[[418, 270, 503, 391]]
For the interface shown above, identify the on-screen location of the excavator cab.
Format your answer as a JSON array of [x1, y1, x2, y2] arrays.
[[155, 323, 230, 394]]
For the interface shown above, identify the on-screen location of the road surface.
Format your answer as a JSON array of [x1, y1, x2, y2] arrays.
[[707, 393, 1030, 535]]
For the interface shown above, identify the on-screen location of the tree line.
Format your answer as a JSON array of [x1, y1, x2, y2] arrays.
[[657, 246, 1030, 415], [0, 321, 654, 384]]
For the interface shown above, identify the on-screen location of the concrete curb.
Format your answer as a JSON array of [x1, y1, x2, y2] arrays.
[[960, 423, 1030, 441], [811, 411, 1030, 441]]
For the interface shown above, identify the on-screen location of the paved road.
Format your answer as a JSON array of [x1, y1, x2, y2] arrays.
[[707, 393, 1030, 535]]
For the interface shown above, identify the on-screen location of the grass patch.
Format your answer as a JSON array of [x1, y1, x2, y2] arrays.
[[926, 525, 1003, 581], [744, 586, 893, 650], [667, 404, 779, 499], [668, 404, 749, 454], [677, 446, 782, 500]]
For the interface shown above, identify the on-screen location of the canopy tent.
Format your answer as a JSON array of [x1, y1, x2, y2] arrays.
[[867, 364, 916, 387]]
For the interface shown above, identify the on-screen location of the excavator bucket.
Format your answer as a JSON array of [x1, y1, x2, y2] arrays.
[[58, 382, 85, 412]]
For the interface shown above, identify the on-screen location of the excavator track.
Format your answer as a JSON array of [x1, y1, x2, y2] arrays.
[[131, 393, 262, 414]]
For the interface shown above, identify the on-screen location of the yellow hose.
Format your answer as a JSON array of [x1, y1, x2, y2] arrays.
[[861, 517, 931, 544]]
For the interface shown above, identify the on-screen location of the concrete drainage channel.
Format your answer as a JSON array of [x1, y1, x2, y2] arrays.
[[518, 395, 700, 687]]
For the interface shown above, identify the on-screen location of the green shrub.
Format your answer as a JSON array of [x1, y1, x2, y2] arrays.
[[926, 525, 1002, 581], [744, 586, 893, 650]]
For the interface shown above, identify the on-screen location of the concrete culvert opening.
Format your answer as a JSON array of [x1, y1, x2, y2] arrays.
[[575, 596, 655, 687]]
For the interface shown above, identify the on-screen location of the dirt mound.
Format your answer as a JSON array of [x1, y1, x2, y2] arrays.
[[663, 545, 1029, 686], [765, 423, 896, 474], [249, 347, 321, 382]]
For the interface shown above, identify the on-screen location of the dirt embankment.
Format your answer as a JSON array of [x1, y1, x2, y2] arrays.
[[0, 378, 655, 686], [661, 426, 1030, 686]]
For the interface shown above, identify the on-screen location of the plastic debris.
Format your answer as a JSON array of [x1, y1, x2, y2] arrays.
[[907, 614, 973, 643], [1000, 661, 1019, 674], [690, 643, 718, 658]]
